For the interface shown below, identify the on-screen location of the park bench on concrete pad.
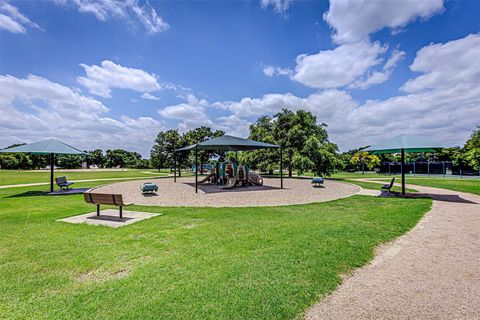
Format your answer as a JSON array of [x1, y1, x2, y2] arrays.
[[83, 192, 132, 219], [381, 177, 395, 195], [56, 176, 74, 190]]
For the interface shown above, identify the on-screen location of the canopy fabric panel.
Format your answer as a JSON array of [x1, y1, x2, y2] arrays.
[[175, 135, 279, 152], [0, 139, 86, 155], [365, 134, 443, 154]]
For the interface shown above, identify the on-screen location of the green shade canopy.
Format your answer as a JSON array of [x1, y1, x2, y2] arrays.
[[175, 135, 279, 152], [365, 134, 444, 196], [364, 134, 444, 154], [1, 139, 86, 192], [0, 138, 86, 155]]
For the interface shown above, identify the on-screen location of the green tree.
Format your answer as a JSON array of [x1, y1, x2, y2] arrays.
[[464, 126, 480, 171], [273, 109, 328, 177], [184, 126, 224, 174], [292, 138, 340, 177], [88, 149, 105, 168], [350, 151, 381, 174], [57, 155, 84, 169], [150, 130, 184, 174], [244, 116, 278, 174]]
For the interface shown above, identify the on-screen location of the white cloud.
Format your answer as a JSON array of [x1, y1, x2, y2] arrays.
[[349, 49, 406, 89], [262, 65, 292, 77], [291, 41, 387, 89], [0, 74, 163, 157], [402, 33, 480, 93], [158, 94, 212, 132], [141, 92, 160, 100], [260, 0, 291, 14], [324, 0, 444, 44], [54, 0, 169, 34], [0, 1, 42, 33], [77, 60, 161, 98]]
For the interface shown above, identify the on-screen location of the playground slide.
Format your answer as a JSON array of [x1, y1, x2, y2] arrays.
[[248, 171, 264, 186], [198, 172, 215, 184], [220, 176, 237, 189]]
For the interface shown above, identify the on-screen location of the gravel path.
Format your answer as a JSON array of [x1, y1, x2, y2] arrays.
[[305, 183, 480, 320], [93, 177, 360, 207]]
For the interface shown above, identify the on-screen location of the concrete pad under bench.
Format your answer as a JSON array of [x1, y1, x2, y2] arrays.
[[58, 209, 161, 228]]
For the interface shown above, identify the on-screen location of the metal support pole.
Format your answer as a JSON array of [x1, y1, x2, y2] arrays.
[[427, 162, 430, 177], [401, 149, 406, 196], [413, 162, 416, 176], [195, 147, 198, 193], [50, 153, 54, 192], [119, 206, 123, 219], [443, 161, 445, 178], [174, 152, 177, 183], [96, 204, 100, 216], [280, 147, 283, 189], [388, 162, 391, 175]]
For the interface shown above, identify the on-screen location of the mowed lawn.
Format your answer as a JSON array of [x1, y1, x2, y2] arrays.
[[375, 178, 480, 195], [0, 181, 431, 319], [330, 172, 479, 195], [0, 169, 170, 186]]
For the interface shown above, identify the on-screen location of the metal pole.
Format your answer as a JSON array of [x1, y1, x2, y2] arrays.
[[428, 162, 430, 177], [195, 146, 198, 193], [401, 149, 406, 196], [50, 153, 54, 192], [174, 152, 177, 183], [413, 162, 416, 176], [280, 147, 283, 189], [443, 161, 445, 178]]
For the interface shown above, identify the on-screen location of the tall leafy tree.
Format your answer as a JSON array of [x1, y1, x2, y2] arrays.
[[244, 116, 278, 174], [88, 149, 105, 168], [150, 130, 183, 173]]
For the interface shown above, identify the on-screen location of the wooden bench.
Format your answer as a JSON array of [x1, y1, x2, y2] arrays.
[[56, 176, 74, 190], [381, 177, 395, 195], [83, 192, 132, 219]]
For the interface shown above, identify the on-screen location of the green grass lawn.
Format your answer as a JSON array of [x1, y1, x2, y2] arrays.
[[376, 177, 480, 195], [341, 179, 418, 193], [0, 169, 173, 186], [0, 181, 431, 319]]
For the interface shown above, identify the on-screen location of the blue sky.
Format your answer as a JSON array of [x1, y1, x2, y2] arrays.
[[1, 0, 479, 157]]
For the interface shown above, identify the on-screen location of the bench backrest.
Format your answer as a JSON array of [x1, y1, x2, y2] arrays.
[[84, 192, 125, 206], [388, 177, 395, 188], [56, 176, 67, 185]]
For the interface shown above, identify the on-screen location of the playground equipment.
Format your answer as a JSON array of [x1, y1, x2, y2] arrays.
[[196, 159, 263, 189], [248, 171, 264, 186]]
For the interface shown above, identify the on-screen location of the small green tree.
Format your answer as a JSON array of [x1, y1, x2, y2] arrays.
[[465, 126, 480, 171]]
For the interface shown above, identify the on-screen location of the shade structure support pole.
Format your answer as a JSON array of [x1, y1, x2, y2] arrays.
[[195, 147, 198, 194], [50, 153, 54, 192], [280, 147, 283, 189], [174, 152, 177, 183], [401, 148, 406, 196]]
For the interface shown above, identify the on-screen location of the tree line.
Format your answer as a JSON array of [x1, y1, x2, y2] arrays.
[[0, 147, 150, 170]]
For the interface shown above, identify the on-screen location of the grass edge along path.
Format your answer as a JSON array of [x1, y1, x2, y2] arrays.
[[0, 182, 431, 319]]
